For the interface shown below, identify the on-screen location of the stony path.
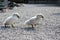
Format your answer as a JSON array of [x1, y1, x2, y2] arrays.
[[0, 4, 60, 40]]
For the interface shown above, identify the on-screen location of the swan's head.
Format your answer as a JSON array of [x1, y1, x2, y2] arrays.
[[13, 13, 20, 18], [37, 15, 44, 19]]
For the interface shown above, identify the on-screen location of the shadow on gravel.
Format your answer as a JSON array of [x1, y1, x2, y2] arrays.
[[52, 13, 60, 16], [21, 27, 35, 31], [1, 26, 10, 30]]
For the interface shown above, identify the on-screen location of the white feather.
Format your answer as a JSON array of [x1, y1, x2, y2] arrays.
[[24, 14, 44, 27], [3, 13, 20, 26]]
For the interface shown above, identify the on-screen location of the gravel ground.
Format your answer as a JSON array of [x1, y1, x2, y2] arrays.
[[0, 4, 60, 40]]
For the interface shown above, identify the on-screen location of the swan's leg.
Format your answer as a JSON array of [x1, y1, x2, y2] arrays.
[[4, 24, 7, 28], [31, 24, 34, 28], [11, 24, 15, 28]]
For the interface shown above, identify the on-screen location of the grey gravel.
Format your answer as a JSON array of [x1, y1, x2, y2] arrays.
[[0, 4, 60, 40]]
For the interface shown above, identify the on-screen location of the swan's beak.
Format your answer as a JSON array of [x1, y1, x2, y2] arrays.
[[42, 16, 44, 18], [17, 15, 20, 18]]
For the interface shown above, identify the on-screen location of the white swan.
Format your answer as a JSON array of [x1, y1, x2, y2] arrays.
[[3, 13, 20, 28], [24, 14, 44, 28]]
